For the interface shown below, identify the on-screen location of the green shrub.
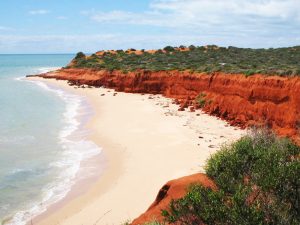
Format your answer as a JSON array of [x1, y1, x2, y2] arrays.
[[245, 69, 256, 77], [163, 46, 175, 52], [189, 45, 196, 50], [195, 92, 207, 108], [163, 184, 265, 225], [74, 52, 86, 59], [163, 129, 300, 225]]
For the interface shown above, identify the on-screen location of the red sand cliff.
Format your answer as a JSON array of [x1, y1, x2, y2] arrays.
[[37, 68, 300, 143], [131, 173, 216, 225]]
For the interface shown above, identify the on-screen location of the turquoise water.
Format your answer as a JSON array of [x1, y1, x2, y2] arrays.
[[0, 55, 101, 224]]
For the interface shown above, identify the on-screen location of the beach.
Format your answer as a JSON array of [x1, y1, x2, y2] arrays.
[[28, 77, 245, 225]]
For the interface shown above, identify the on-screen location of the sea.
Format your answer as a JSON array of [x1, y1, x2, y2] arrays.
[[0, 54, 102, 225]]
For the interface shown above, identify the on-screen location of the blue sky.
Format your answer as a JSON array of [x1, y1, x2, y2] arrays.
[[0, 0, 299, 53]]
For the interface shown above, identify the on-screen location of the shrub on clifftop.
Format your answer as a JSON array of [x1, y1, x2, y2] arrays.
[[69, 46, 300, 76], [75, 52, 86, 59]]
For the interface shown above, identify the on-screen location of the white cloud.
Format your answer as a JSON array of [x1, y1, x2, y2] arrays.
[[86, 0, 300, 28], [0, 34, 119, 53], [80, 0, 300, 48], [151, 0, 300, 19], [29, 10, 50, 15], [91, 10, 170, 26], [1, 0, 299, 53], [0, 32, 299, 54]]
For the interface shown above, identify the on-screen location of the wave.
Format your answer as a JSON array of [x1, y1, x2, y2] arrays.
[[7, 74, 102, 225], [14, 66, 61, 82], [36, 67, 61, 74]]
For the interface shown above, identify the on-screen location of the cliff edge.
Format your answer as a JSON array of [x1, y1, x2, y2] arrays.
[[36, 68, 300, 143]]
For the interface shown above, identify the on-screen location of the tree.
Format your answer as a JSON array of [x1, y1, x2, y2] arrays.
[[189, 45, 196, 50], [75, 52, 86, 59], [164, 46, 175, 52]]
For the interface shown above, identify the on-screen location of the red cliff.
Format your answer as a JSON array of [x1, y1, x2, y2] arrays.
[[38, 68, 300, 142], [131, 173, 216, 225]]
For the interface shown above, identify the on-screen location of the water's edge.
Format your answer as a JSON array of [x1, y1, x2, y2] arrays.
[[5, 72, 103, 225]]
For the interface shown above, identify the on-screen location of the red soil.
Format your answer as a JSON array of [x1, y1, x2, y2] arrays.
[[38, 68, 300, 143], [131, 173, 216, 225], [94, 47, 208, 56]]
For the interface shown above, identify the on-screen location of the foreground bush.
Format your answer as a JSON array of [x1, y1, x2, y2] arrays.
[[162, 130, 300, 225]]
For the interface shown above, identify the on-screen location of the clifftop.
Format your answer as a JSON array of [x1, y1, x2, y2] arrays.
[[68, 45, 300, 77]]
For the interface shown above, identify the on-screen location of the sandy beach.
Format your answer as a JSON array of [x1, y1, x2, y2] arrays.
[[28, 77, 245, 225]]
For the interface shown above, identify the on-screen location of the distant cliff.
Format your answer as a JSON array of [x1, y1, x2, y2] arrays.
[[37, 68, 300, 143]]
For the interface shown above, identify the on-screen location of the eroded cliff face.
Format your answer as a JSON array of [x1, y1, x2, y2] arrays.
[[38, 68, 300, 142], [131, 173, 216, 225], [34, 68, 300, 224]]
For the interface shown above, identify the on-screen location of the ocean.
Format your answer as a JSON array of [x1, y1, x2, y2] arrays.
[[0, 55, 101, 224]]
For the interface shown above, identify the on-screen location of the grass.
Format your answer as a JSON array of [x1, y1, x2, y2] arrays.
[[195, 92, 207, 108]]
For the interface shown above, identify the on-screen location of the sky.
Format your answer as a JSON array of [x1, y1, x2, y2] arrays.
[[0, 0, 299, 53]]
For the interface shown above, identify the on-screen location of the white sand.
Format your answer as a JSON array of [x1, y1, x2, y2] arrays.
[[28, 78, 245, 225]]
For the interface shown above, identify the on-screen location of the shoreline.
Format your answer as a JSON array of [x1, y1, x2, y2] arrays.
[[27, 77, 245, 225], [16, 77, 105, 225]]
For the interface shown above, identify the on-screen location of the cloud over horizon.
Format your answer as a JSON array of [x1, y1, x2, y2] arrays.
[[88, 0, 300, 33], [29, 9, 50, 15], [0, 0, 299, 53]]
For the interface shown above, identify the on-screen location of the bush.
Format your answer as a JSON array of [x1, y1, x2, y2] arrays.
[[245, 69, 256, 77], [74, 52, 86, 59], [163, 46, 175, 52], [163, 184, 265, 225], [189, 45, 196, 50], [195, 92, 207, 108], [163, 129, 300, 225]]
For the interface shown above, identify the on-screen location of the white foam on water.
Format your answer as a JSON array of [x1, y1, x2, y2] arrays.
[[36, 67, 61, 74], [7, 72, 102, 225], [14, 67, 61, 82]]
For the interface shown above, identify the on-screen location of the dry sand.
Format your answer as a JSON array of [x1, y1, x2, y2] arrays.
[[28, 77, 245, 225]]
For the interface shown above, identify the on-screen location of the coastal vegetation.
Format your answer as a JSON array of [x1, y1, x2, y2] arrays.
[[159, 130, 300, 225], [69, 45, 300, 76], [195, 92, 207, 108]]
